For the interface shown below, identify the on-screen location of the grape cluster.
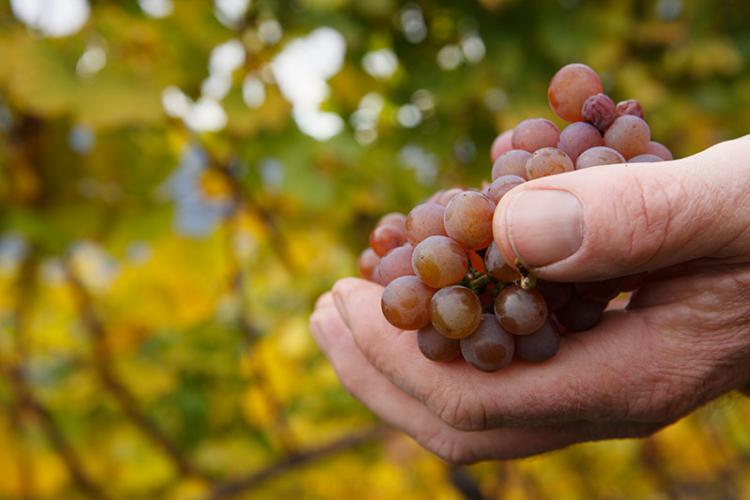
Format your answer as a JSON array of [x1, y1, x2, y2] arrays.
[[357, 63, 669, 373]]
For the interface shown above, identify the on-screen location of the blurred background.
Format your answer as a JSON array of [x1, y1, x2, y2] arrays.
[[1, 0, 750, 498]]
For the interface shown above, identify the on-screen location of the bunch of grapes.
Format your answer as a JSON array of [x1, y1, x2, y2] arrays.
[[357, 63, 670, 373]]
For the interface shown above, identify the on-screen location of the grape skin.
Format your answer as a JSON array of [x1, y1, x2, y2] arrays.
[[525, 147, 574, 179], [411, 235, 468, 288], [515, 320, 560, 362], [444, 191, 495, 250], [548, 64, 604, 122], [581, 93, 616, 131], [378, 213, 406, 232], [490, 130, 515, 162], [576, 146, 625, 169], [405, 203, 447, 245], [629, 154, 663, 163], [512, 118, 561, 152], [431, 286, 482, 339], [646, 141, 673, 161], [381, 275, 435, 330], [418, 324, 461, 362], [357, 248, 381, 281], [554, 293, 605, 332], [485, 175, 525, 204], [558, 122, 603, 161], [460, 314, 515, 372], [604, 115, 651, 159], [616, 99, 644, 119], [491, 149, 531, 180], [370, 223, 406, 257], [432, 188, 463, 207], [494, 285, 548, 335], [374, 244, 414, 285], [485, 242, 522, 282]]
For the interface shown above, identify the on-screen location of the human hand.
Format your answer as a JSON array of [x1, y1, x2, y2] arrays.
[[310, 136, 750, 464]]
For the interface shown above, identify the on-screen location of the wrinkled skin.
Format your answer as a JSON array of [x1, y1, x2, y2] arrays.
[[310, 137, 750, 464]]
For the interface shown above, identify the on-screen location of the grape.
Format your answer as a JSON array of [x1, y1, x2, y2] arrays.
[[381, 276, 435, 330], [491, 150, 531, 180], [412, 235, 468, 288], [431, 286, 482, 339], [536, 280, 573, 311], [575, 280, 621, 303], [554, 294, 605, 332], [444, 191, 495, 250], [370, 223, 406, 257], [490, 130, 514, 162], [512, 118, 561, 152], [548, 64, 604, 122], [581, 93, 616, 131], [575, 146, 625, 169], [494, 285, 548, 335], [374, 244, 414, 285], [418, 324, 461, 362], [357, 248, 381, 281], [646, 141, 673, 161], [616, 99, 644, 119], [486, 175, 525, 204], [629, 154, 663, 163], [525, 147, 574, 179], [378, 213, 406, 231], [460, 314, 515, 372], [405, 203, 447, 245], [603, 115, 650, 159], [515, 320, 560, 362], [557, 122, 603, 161], [433, 188, 463, 207], [485, 242, 521, 282]]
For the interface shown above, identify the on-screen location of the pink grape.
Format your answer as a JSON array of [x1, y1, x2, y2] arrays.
[[431, 286, 482, 339], [484, 242, 522, 282], [512, 118, 561, 152], [581, 93, 617, 131], [576, 146, 625, 169], [525, 147, 574, 179], [485, 175, 525, 204], [381, 275, 435, 330], [460, 314, 515, 372], [548, 64, 604, 122], [491, 149, 531, 180], [629, 154, 663, 163], [557, 122, 603, 161], [374, 244, 415, 285], [357, 248, 380, 281], [494, 285, 548, 336], [405, 203, 446, 245], [418, 324, 461, 362], [646, 141, 673, 160], [515, 320, 560, 362], [444, 191, 495, 250], [616, 99, 644, 119], [490, 130, 514, 162], [411, 235, 468, 288], [603, 115, 651, 159]]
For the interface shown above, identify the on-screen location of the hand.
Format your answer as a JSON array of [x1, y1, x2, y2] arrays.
[[310, 136, 750, 464]]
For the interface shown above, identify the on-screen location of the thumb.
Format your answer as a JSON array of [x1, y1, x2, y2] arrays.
[[493, 136, 750, 282]]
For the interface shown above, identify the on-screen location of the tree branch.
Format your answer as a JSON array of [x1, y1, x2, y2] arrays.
[[206, 425, 388, 499], [63, 261, 209, 482]]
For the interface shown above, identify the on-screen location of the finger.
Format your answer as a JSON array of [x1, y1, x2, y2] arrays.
[[314, 291, 335, 310], [332, 278, 685, 430], [493, 136, 750, 281], [310, 301, 660, 463]]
